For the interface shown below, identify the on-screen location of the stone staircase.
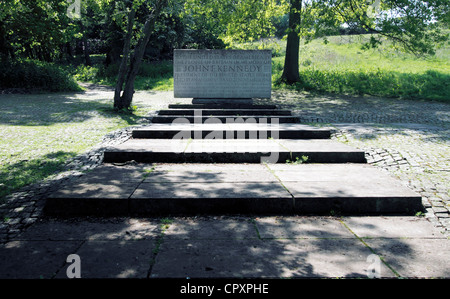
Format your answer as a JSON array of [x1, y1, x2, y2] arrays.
[[44, 103, 423, 216]]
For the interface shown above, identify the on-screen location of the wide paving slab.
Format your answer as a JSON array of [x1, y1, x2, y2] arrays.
[[132, 123, 331, 139], [0, 218, 159, 279], [150, 115, 300, 123], [168, 103, 277, 109], [103, 139, 366, 163], [1, 216, 447, 278], [157, 108, 292, 116], [44, 163, 423, 216]]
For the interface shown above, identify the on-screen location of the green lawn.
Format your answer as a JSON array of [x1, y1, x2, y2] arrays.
[[270, 35, 449, 101], [75, 34, 449, 101], [72, 58, 174, 92], [297, 35, 449, 74], [2, 34, 448, 203], [0, 91, 154, 202]]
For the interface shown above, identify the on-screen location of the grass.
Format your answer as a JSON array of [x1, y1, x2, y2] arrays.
[[0, 91, 155, 202], [1, 34, 448, 202], [0, 59, 82, 92], [75, 34, 449, 101], [71, 34, 449, 102], [72, 59, 174, 91], [271, 35, 450, 101]]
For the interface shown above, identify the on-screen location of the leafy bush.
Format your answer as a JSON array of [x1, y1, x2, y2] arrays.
[[231, 38, 286, 57], [71, 60, 174, 91], [0, 59, 81, 92], [138, 61, 173, 78], [274, 67, 449, 102], [73, 64, 99, 82]]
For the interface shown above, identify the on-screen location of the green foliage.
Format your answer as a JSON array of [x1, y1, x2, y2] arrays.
[[0, 0, 76, 61], [287, 68, 450, 101], [286, 155, 309, 164], [72, 59, 174, 91], [0, 59, 81, 92], [0, 89, 147, 202], [0, 151, 76, 200], [307, 0, 449, 56], [272, 35, 450, 102], [73, 64, 100, 82], [229, 38, 286, 57], [183, 0, 289, 46], [138, 61, 173, 78]]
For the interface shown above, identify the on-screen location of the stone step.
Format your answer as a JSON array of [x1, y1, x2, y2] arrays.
[[132, 123, 331, 139], [103, 139, 366, 163], [44, 163, 423, 216], [168, 104, 277, 109], [150, 115, 299, 123], [158, 109, 292, 116]]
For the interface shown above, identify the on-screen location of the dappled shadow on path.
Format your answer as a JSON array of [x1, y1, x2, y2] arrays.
[[9, 163, 433, 278], [0, 83, 155, 126], [256, 91, 449, 125], [332, 123, 450, 143], [2, 212, 435, 278], [3, 160, 447, 278], [0, 92, 146, 126]]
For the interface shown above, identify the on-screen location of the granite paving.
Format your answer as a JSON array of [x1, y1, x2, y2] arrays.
[[0, 87, 448, 279]]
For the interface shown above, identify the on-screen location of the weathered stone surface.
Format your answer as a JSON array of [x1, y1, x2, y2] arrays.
[[255, 216, 354, 239], [103, 139, 366, 163], [130, 182, 294, 215], [42, 163, 422, 216], [0, 240, 83, 279], [173, 49, 272, 99], [143, 163, 278, 183], [150, 238, 388, 278], [132, 123, 331, 139], [363, 238, 450, 278], [342, 216, 445, 238], [54, 239, 156, 278]]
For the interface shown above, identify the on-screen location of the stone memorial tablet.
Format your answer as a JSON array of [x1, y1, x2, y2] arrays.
[[173, 49, 272, 99]]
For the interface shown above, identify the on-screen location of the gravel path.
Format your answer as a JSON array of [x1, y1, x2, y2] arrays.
[[1, 86, 449, 242]]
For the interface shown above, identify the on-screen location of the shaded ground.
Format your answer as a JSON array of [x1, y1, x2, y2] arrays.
[[0, 85, 448, 279]]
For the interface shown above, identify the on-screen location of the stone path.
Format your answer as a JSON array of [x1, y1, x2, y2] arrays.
[[1, 215, 448, 279], [1, 87, 449, 279], [43, 163, 421, 216], [331, 123, 450, 234]]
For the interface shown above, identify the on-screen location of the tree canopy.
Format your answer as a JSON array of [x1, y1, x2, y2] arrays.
[[280, 0, 449, 82], [0, 0, 448, 104], [2, 0, 447, 63]]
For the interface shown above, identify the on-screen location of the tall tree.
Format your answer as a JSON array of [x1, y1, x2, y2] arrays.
[[114, 0, 168, 110], [281, 0, 302, 83], [0, 0, 75, 61], [281, 0, 450, 84]]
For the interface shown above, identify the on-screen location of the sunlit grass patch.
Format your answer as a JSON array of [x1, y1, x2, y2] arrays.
[[0, 93, 148, 202], [271, 35, 449, 101]]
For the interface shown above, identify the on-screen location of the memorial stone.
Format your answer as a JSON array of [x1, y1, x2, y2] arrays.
[[173, 49, 272, 102]]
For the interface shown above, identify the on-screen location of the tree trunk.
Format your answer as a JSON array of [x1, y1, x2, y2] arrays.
[[83, 37, 91, 66], [120, 8, 161, 108], [281, 0, 302, 84], [105, 43, 122, 66], [81, 23, 91, 66], [114, 0, 167, 110], [65, 42, 74, 63], [113, 7, 136, 110]]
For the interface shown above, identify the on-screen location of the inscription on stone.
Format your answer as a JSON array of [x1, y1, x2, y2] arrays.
[[174, 49, 272, 99]]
